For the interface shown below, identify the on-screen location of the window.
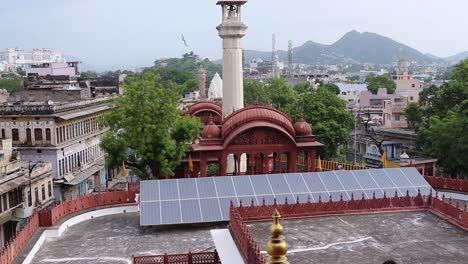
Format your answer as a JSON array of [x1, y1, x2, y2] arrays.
[[1, 128, 5, 138], [34, 187, 39, 205], [48, 181, 52, 197], [12, 128, 19, 141], [34, 128, 43, 141], [412, 84, 415, 88], [3, 193, 8, 210], [410, 96, 414, 101], [41, 184, 46, 201], [395, 115, 400, 121], [27, 191, 32, 206], [46, 128, 51, 141], [26, 128, 32, 143]]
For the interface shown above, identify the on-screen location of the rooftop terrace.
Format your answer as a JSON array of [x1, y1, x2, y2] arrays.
[[31, 212, 224, 264], [250, 211, 468, 264]]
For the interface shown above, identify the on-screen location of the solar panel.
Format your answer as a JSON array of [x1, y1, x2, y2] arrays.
[[139, 167, 434, 226]]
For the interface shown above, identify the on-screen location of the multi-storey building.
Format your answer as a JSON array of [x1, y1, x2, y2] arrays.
[[336, 83, 368, 108], [0, 138, 53, 248], [360, 88, 408, 128], [0, 97, 111, 201], [0, 48, 63, 69]]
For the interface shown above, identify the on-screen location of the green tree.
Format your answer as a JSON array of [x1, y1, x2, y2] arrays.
[[293, 83, 310, 94], [266, 78, 298, 115], [244, 78, 299, 115], [244, 79, 269, 105], [320, 83, 340, 95], [296, 88, 354, 158], [418, 110, 467, 176], [81, 71, 98, 78], [101, 72, 201, 179], [366, 74, 396, 94], [416, 59, 468, 177], [0, 74, 21, 94], [404, 103, 423, 129]]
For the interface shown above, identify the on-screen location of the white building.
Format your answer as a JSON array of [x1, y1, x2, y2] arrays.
[[0, 48, 63, 70], [336, 83, 368, 108]]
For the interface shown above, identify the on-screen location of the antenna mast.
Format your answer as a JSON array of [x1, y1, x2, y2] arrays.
[[272, 33, 278, 77], [288, 40, 293, 77]]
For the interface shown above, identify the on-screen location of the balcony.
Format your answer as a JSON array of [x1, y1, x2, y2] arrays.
[[0, 159, 21, 176]]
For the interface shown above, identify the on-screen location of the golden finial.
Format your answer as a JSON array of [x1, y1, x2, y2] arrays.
[[266, 209, 289, 264]]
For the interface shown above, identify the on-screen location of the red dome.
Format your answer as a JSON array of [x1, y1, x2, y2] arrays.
[[222, 105, 295, 138], [294, 117, 312, 136], [187, 101, 222, 117], [201, 118, 221, 139]]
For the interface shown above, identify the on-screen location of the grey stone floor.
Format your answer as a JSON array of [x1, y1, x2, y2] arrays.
[[31, 212, 225, 264], [249, 211, 468, 264]]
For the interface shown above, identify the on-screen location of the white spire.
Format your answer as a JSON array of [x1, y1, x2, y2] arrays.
[[208, 72, 223, 99]]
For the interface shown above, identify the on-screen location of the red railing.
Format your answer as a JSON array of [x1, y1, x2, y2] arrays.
[[234, 191, 427, 222], [228, 191, 429, 264], [424, 176, 468, 193], [229, 208, 266, 264], [39, 191, 136, 226], [132, 251, 220, 264], [127, 182, 140, 193], [0, 211, 39, 264], [431, 193, 468, 230]]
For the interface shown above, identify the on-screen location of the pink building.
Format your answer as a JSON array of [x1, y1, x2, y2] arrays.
[[360, 88, 408, 128], [26, 62, 79, 78]]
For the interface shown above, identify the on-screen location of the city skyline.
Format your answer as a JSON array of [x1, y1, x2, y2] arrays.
[[1, 0, 468, 68]]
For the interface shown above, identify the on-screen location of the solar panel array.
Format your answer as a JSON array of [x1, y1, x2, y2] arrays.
[[139, 167, 432, 226]]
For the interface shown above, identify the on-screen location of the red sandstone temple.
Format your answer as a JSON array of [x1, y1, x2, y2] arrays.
[[176, 101, 323, 177]]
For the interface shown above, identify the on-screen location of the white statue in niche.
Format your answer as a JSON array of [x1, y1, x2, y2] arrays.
[[227, 5, 238, 19]]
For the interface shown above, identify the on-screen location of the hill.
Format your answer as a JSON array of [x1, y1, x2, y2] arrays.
[[243, 30, 440, 65], [445, 51, 468, 64]]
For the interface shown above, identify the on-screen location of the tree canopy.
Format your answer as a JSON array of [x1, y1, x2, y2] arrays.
[[100, 72, 201, 179], [297, 88, 354, 158], [154, 53, 222, 94], [0, 73, 21, 94], [404, 103, 423, 130], [415, 59, 468, 177], [244, 78, 352, 159], [366, 74, 396, 94], [320, 83, 340, 95]]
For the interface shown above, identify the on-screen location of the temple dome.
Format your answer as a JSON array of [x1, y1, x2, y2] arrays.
[[293, 117, 312, 136], [187, 101, 222, 116], [201, 118, 221, 139], [222, 105, 295, 138]]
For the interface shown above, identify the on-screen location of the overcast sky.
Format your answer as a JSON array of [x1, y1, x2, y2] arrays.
[[2, 0, 467, 68]]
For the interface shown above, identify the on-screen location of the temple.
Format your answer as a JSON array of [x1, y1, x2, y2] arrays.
[[176, 0, 323, 177]]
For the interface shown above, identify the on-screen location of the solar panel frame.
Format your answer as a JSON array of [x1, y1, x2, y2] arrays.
[[249, 175, 274, 195], [159, 180, 179, 200], [180, 199, 202, 223], [178, 178, 198, 199], [139, 167, 434, 226]]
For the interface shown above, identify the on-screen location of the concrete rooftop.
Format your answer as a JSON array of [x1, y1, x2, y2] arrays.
[[31, 212, 225, 264], [249, 211, 468, 264]]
